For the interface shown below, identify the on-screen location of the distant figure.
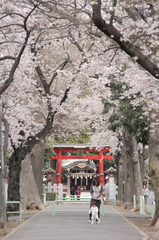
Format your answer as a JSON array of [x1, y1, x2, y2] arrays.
[[88, 201, 100, 224], [71, 186, 75, 200], [76, 187, 81, 200], [143, 185, 150, 204]]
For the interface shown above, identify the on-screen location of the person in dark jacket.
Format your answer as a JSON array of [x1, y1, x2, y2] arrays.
[[70, 186, 75, 200]]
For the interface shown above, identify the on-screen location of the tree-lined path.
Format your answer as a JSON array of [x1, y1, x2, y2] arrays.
[[1, 0, 159, 232], [2, 205, 147, 240]]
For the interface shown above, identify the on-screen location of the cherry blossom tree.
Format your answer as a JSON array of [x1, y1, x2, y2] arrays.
[[0, 0, 75, 213], [91, 0, 159, 224], [1, 0, 159, 227], [0, 0, 112, 213], [32, 0, 159, 226]]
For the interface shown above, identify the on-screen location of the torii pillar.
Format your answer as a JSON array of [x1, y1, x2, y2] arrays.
[[99, 150, 104, 186], [56, 149, 62, 185], [51, 145, 112, 186]]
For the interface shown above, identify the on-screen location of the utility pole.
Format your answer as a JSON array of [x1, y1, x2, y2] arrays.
[[0, 97, 7, 235]]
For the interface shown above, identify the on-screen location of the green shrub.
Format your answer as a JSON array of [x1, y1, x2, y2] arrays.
[[46, 192, 56, 201]]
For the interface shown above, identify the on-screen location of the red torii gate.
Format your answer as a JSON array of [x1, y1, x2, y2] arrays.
[[51, 144, 112, 186]]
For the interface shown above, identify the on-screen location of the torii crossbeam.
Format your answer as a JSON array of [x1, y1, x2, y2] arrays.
[[51, 144, 112, 186]]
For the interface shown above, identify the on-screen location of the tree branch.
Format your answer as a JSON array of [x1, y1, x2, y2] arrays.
[[0, 30, 31, 95], [0, 5, 39, 95], [0, 56, 16, 61], [35, 65, 50, 93], [49, 55, 70, 87], [92, 2, 159, 79]]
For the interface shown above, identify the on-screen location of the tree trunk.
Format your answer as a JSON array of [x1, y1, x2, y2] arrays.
[[122, 129, 143, 209], [8, 148, 23, 207], [0, 118, 9, 227], [115, 150, 124, 206], [139, 144, 145, 182], [117, 157, 124, 206], [149, 111, 159, 226], [122, 130, 134, 209], [20, 142, 45, 210], [0, 169, 3, 228], [129, 135, 143, 210], [7, 138, 40, 211]]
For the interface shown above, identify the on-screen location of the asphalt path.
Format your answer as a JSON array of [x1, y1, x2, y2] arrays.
[[1, 204, 149, 240]]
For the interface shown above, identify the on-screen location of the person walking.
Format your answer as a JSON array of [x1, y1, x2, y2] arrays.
[[88, 176, 103, 223], [88, 200, 100, 224]]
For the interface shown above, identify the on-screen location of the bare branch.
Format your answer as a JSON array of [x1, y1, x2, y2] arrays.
[[49, 56, 70, 87], [35, 65, 50, 93], [0, 23, 24, 30], [23, 3, 39, 32], [0, 56, 16, 61], [60, 78, 75, 106]]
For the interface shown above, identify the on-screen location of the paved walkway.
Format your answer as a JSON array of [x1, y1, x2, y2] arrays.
[[1, 205, 149, 240]]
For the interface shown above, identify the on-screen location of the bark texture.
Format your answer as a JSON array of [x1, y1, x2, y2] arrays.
[[7, 134, 44, 210], [115, 150, 124, 206], [117, 157, 124, 206], [0, 170, 3, 228], [122, 129, 143, 209], [122, 131, 134, 209], [8, 146, 25, 204], [20, 142, 45, 210], [129, 135, 143, 209]]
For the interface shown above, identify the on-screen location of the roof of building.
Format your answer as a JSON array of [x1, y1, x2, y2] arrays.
[[43, 167, 56, 173], [62, 159, 96, 169], [105, 166, 116, 173], [53, 143, 110, 149]]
